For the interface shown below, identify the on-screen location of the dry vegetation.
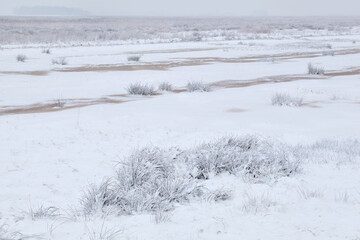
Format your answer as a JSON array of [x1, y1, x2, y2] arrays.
[[1, 17, 360, 46]]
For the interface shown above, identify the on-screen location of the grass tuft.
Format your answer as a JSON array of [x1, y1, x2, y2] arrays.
[[127, 55, 141, 62], [81, 147, 203, 216], [52, 57, 68, 65], [158, 82, 173, 92], [27, 205, 60, 220], [183, 136, 300, 182], [186, 82, 211, 92], [126, 83, 155, 96], [41, 48, 51, 54], [308, 62, 325, 75], [16, 54, 27, 62], [271, 93, 303, 107]]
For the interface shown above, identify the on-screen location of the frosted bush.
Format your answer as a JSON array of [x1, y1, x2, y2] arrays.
[[53, 136, 360, 218], [127, 55, 141, 62], [81, 147, 203, 216], [52, 57, 68, 65], [41, 48, 51, 54], [308, 63, 325, 75], [79, 137, 360, 217], [16, 54, 27, 62], [183, 136, 299, 182], [117, 147, 175, 188], [271, 93, 303, 107], [186, 82, 211, 92], [127, 83, 155, 96], [81, 179, 116, 216], [184, 136, 258, 179], [158, 82, 173, 91]]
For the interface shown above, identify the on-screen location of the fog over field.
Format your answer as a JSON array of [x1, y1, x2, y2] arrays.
[[1, 2, 360, 240], [1, 0, 360, 16]]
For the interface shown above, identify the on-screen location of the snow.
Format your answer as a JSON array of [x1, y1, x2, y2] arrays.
[[1, 22, 360, 240]]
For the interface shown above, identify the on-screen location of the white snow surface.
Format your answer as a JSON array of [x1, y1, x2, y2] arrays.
[[1, 31, 360, 240]]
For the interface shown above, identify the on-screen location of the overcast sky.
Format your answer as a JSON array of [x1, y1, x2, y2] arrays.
[[0, 0, 359, 16]]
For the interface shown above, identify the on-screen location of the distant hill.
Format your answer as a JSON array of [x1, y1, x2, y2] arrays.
[[13, 6, 89, 16]]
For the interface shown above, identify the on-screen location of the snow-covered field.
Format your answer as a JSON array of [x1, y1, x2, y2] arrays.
[[1, 17, 360, 240]]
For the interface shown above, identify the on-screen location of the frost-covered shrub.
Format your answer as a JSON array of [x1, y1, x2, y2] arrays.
[[127, 55, 141, 62], [80, 174, 133, 216], [158, 82, 173, 92], [183, 136, 299, 182], [81, 147, 203, 216], [52, 57, 68, 65], [42, 48, 51, 54], [184, 136, 257, 179], [325, 44, 332, 49], [81, 179, 115, 216], [186, 82, 211, 92], [241, 140, 299, 182], [308, 63, 325, 75], [271, 93, 303, 107], [126, 83, 155, 96], [16, 54, 27, 62], [117, 147, 175, 188], [51, 136, 360, 219]]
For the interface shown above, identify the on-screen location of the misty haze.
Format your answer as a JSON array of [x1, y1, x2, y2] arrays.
[[13, 6, 89, 16], [1, 1, 360, 240]]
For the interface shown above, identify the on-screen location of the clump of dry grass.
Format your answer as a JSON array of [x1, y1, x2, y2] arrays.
[[126, 83, 155, 96], [186, 82, 211, 92], [183, 135, 300, 182], [52, 57, 68, 65], [271, 93, 303, 107], [158, 82, 173, 92], [16, 54, 27, 62], [27, 205, 60, 220], [81, 147, 203, 216], [308, 63, 325, 75], [127, 55, 141, 62], [42, 48, 51, 54]]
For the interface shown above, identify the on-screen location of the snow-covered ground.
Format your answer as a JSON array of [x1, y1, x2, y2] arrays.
[[1, 23, 360, 239]]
